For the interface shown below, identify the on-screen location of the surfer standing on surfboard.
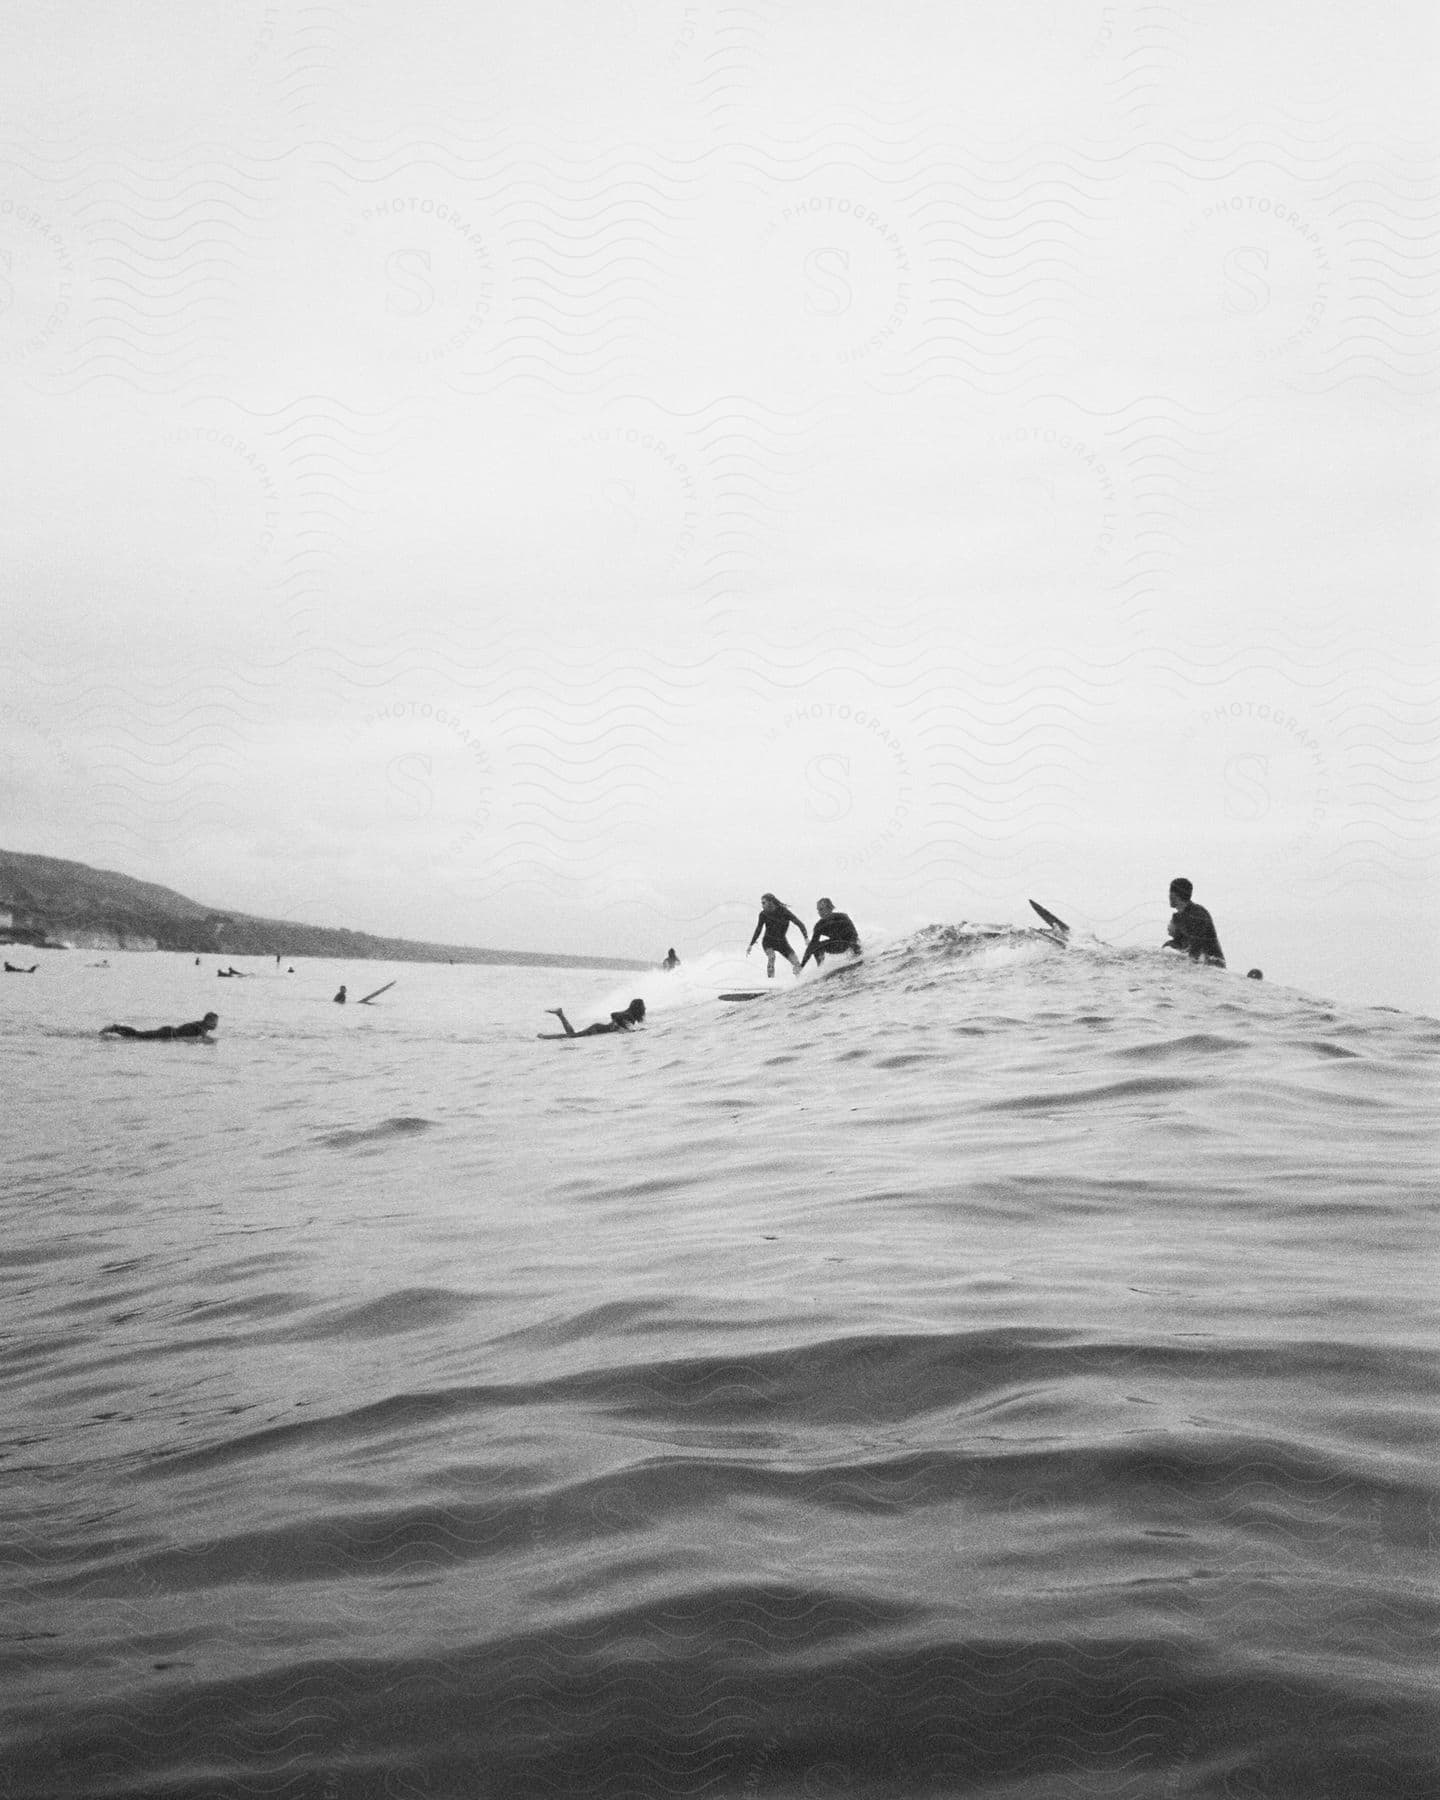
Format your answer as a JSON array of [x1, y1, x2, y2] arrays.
[[747, 893, 808, 979], [799, 897, 861, 970]]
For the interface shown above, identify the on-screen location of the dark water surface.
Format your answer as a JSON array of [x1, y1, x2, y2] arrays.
[[3, 935, 1436, 1797]]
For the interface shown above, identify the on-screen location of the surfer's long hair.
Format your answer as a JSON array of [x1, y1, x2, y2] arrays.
[[759, 892, 792, 914]]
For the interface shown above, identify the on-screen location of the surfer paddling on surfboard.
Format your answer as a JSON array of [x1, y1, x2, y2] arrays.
[[102, 1012, 219, 1041], [747, 893, 808, 979], [540, 998, 646, 1039], [799, 897, 861, 970]]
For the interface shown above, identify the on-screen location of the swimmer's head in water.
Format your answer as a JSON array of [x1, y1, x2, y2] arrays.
[[1169, 876, 1193, 902], [1246, 969, 1263, 980]]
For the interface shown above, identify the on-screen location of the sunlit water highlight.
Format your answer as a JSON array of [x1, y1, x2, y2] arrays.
[[2, 932, 1437, 1798]]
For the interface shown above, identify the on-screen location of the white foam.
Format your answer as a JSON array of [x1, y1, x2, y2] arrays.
[[590, 947, 755, 1019]]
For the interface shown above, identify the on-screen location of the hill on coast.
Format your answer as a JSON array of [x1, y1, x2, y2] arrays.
[[0, 850, 650, 971]]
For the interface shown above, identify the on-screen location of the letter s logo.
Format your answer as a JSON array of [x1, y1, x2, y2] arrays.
[[1223, 752, 1270, 820], [1222, 245, 1270, 317], [187, 475, 221, 523], [804, 247, 852, 317], [1016, 474, 1057, 511], [804, 753, 852, 822], [386, 248, 434, 317], [386, 753, 434, 819], [601, 477, 639, 535]]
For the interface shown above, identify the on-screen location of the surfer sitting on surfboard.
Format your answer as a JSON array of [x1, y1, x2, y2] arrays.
[[1162, 877, 1225, 967], [542, 998, 646, 1038], [799, 897, 861, 970], [747, 893, 808, 978], [102, 1012, 219, 1041]]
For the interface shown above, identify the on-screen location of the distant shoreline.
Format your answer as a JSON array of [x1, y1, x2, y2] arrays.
[[0, 848, 652, 973], [9, 941, 650, 973]]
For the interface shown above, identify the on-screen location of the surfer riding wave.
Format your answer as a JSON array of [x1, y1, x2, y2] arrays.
[[800, 897, 861, 970], [747, 893, 808, 979]]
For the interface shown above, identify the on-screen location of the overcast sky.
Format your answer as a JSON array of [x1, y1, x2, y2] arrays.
[[1, 2, 1435, 1008]]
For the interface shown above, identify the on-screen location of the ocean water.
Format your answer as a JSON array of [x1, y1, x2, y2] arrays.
[[2, 932, 1436, 1799]]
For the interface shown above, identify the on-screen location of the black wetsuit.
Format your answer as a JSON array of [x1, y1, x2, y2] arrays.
[[1165, 902, 1225, 967], [542, 1009, 643, 1038], [105, 1018, 214, 1041], [749, 905, 807, 954], [801, 911, 860, 968]]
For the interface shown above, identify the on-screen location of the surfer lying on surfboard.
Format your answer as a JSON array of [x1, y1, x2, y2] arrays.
[[799, 897, 861, 970], [102, 1012, 219, 1041], [540, 998, 646, 1038]]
